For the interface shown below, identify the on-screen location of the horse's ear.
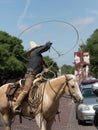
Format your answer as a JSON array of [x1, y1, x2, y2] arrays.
[[66, 74, 73, 81]]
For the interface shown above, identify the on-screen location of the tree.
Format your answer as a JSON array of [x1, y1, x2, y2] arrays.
[[61, 64, 74, 75], [43, 56, 59, 78], [0, 31, 28, 85], [83, 29, 98, 78]]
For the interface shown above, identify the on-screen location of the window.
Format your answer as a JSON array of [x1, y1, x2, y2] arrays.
[[82, 88, 96, 98]]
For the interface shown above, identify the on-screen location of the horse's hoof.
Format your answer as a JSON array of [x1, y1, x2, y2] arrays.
[[13, 108, 21, 114], [56, 110, 61, 114], [15, 109, 21, 114]]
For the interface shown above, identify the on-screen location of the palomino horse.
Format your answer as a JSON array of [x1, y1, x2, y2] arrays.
[[0, 74, 83, 130]]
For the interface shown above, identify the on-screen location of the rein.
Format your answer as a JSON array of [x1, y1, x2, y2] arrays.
[[65, 76, 77, 102], [48, 76, 67, 100]]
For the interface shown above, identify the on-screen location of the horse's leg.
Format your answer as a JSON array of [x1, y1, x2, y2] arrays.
[[1, 113, 11, 130], [35, 113, 46, 130], [1, 111, 15, 130], [46, 118, 55, 130]]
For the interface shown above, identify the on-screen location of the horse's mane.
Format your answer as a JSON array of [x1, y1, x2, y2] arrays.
[[51, 74, 76, 81], [50, 75, 65, 82], [49, 74, 76, 84], [66, 74, 76, 79]]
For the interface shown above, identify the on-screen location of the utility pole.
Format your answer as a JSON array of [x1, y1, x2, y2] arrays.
[[79, 40, 84, 81], [74, 39, 90, 83]]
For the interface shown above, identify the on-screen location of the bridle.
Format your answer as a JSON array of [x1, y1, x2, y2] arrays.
[[64, 76, 78, 102], [48, 76, 67, 98]]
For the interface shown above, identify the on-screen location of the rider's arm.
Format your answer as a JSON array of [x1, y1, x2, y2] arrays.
[[35, 41, 52, 54]]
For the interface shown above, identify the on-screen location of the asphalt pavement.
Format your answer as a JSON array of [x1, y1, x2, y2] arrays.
[[0, 97, 97, 130]]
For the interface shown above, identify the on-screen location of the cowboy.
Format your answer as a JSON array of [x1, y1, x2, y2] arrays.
[[13, 40, 52, 113]]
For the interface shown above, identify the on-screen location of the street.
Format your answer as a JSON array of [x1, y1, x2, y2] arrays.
[[0, 97, 97, 130]]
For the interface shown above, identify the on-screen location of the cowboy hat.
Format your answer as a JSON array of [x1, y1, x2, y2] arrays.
[[30, 41, 39, 49], [26, 41, 39, 54]]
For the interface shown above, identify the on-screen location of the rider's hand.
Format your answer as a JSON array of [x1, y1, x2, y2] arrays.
[[46, 41, 52, 46], [44, 68, 49, 73]]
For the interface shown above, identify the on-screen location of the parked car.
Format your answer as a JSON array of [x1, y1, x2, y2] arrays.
[[92, 82, 98, 129], [76, 79, 98, 125]]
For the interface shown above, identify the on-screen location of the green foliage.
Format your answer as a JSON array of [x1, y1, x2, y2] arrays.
[[83, 29, 98, 78], [44, 56, 59, 77], [0, 31, 28, 85], [61, 64, 74, 74]]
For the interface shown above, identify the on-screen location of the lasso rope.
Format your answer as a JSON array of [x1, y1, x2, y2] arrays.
[[18, 20, 79, 68]]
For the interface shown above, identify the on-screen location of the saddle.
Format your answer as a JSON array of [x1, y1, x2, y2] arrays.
[[6, 75, 47, 117], [6, 75, 45, 102], [6, 79, 25, 101]]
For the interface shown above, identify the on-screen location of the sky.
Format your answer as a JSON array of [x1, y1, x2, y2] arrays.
[[0, 0, 98, 66]]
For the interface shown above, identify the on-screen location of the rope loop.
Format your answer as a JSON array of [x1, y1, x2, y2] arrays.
[[41, 70, 56, 80]]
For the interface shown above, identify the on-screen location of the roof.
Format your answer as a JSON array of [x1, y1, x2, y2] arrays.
[[81, 79, 98, 85]]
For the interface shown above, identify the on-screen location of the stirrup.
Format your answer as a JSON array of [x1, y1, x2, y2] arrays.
[[56, 110, 61, 114], [13, 107, 21, 114], [15, 109, 21, 114]]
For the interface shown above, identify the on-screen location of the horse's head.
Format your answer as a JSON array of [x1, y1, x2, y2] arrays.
[[64, 74, 83, 104]]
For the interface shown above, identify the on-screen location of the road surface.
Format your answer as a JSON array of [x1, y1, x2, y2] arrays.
[[0, 97, 97, 130]]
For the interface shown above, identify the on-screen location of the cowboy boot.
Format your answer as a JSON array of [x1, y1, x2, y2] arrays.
[[13, 90, 28, 113]]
